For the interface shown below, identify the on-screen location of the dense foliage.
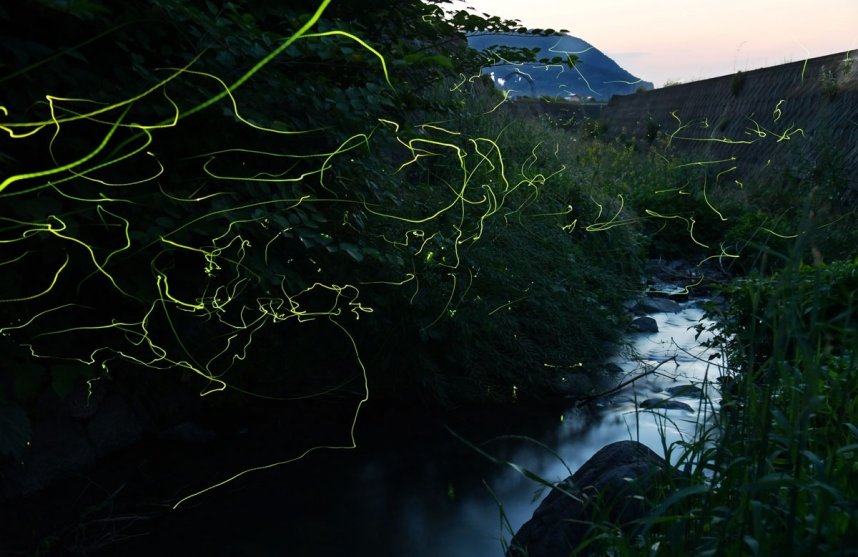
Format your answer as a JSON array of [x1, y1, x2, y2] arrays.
[[647, 257, 858, 556], [616, 123, 858, 270], [3, 2, 856, 555], [0, 0, 643, 464]]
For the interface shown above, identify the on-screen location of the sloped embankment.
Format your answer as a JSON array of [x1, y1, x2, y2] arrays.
[[600, 51, 857, 195]]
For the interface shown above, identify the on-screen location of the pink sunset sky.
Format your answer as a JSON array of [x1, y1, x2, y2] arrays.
[[460, 0, 858, 88]]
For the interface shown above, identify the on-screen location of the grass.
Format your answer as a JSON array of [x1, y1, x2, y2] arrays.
[[486, 125, 858, 553], [686, 251, 858, 556], [3, 4, 856, 555], [539, 245, 858, 556]]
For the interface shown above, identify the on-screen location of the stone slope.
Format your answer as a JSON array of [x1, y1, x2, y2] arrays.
[[599, 51, 857, 195]]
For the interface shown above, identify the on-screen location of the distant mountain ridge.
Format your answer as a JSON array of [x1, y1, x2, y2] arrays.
[[467, 32, 652, 101]]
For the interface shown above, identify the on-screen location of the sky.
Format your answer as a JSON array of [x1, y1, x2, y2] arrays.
[[458, 0, 858, 88]]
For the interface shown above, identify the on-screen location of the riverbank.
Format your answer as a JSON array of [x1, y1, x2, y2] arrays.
[[0, 259, 725, 555], [0, 397, 592, 556], [509, 255, 858, 556], [599, 50, 858, 193]]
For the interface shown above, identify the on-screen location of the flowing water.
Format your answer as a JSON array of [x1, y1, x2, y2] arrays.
[[427, 296, 723, 556], [493, 296, 723, 542], [98, 295, 721, 556], [1, 294, 722, 556]]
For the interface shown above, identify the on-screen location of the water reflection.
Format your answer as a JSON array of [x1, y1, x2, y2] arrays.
[[94, 300, 720, 557], [423, 298, 723, 556]]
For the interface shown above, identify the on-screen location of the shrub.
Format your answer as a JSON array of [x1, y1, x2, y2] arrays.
[[0, 0, 644, 414], [730, 70, 746, 96], [820, 67, 840, 99], [349, 80, 645, 402], [691, 254, 858, 556]]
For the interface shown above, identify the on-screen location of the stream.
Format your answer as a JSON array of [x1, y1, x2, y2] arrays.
[[0, 288, 722, 557], [97, 292, 721, 556]]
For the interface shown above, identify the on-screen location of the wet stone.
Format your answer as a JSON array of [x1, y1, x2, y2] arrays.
[[629, 316, 658, 333], [632, 297, 681, 314], [639, 398, 695, 412], [665, 385, 704, 398]]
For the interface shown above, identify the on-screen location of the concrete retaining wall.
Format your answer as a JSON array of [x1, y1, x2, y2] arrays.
[[501, 99, 607, 124], [599, 51, 857, 192]]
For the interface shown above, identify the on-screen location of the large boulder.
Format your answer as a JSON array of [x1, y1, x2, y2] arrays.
[[629, 316, 659, 333], [508, 441, 676, 557], [632, 297, 681, 315], [640, 398, 695, 412]]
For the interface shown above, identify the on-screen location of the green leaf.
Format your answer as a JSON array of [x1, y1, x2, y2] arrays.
[[215, 50, 236, 67], [339, 242, 364, 262], [425, 55, 453, 69], [743, 536, 760, 555], [66, 48, 88, 63]]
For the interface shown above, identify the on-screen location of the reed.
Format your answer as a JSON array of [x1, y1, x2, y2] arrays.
[[580, 240, 858, 556]]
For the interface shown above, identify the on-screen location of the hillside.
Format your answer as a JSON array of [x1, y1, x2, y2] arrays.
[[467, 32, 653, 101]]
